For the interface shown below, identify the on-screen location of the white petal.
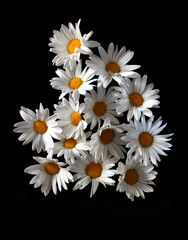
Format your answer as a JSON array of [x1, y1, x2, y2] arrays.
[[98, 46, 108, 63], [90, 179, 99, 198]]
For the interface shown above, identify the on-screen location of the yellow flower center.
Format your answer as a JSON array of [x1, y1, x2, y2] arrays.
[[129, 93, 143, 107], [69, 78, 83, 90], [85, 162, 102, 178], [44, 162, 60, 175], [138, 132, 153, 148], [71, 112, 82, 126], [67, 39, 81, 54], [93, 102, 107, 116], [63, 138, 77, 149], [33, 120, 48, 134], [100, 129, 114, 145], [124, 169, 138, 185], [106, 62, 120, 74]]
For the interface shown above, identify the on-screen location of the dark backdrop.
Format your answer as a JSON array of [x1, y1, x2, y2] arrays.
[[4, 2, 182, 234]]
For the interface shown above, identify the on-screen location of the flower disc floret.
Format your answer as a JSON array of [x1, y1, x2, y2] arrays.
[[67, 39, 81, 54], [85, 162, 102, 178]]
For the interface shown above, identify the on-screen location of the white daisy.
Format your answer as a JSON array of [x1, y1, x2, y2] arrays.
[[68, 154, 117, 198], [51, 133, 91, 164], [24, 153, 73, 196], [54, 93, 87, 139], [86, 42, 140, 88], [90, 118, 127, 160], [49, 19, 100, 70], [116, 154, 157, 201], [14, 103, 62, 153], [113, 75, 160, 121], [122, 114, 173, 166], [50, 60, 97, 99], [83, 86, 120, 130]]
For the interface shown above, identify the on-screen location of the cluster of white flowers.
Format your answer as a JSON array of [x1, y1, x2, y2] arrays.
[[14, 20, 173, 200]]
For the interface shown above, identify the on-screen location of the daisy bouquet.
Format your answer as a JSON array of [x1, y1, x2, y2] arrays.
[[14, 20, 173, 200]]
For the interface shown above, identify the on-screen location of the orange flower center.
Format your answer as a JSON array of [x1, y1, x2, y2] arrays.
[[138, 132, 153, 148], [67, 39, 81, 54], [44, 162, 60, 175], [63, 138, 77, 149], [33, 120, 48, 134], [129, 93, 143, 107], [85, 162, 102, 178], [69, 78, 83, 90], [124, 169, 138, 185], [93, 102, 107, 116], [71, 112, 82, 126], [106, 62, 120, 74], [100, 129, 114, 145]]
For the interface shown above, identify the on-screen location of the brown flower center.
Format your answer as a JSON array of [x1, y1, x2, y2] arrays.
[[85, 162, 102, 178], [138, 132, 153, 148], [100, 129, 114, 145], [106, 62, 120, 74], [129, 93, 143, 107], [63, 138, 77, 149], [44, 162, 60, 175], [124, 169, 138, 185], [93, 102, 107, 116], [33, 120, 48, 134]]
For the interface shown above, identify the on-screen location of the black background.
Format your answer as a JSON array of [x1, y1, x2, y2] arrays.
[[4, 2, 183, 234]]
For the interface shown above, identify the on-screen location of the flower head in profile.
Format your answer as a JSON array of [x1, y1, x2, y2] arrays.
[[68, 154, 117, 198], [86, 42, 140, 88], [54, 93, 87, 139], [49, 19, 100, 70], [24, 153, 73, 196], [14, 103, 62, 153], [116, 154, 157, 201]]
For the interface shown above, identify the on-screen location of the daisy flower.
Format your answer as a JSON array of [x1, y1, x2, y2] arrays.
[[24, 153, 73, 196], [13, 103, 62, 153], [113, 75, 160, 121], [54, 93, 87, 139], [50, 60, 97, 99], [86, 42, 140, 88], [122, 114, 173, 166], [49, 19, 100, 70], [83, 86, 120, 130], [51, 133, 91, 164], [90, 118, 127, 160], [68, 154, 117, 198], [116, 154, 157, 201]]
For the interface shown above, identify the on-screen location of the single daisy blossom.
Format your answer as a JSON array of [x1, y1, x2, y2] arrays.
[[24, 153, 73, 196], [90, 118, 127, 160], [49, 19, 100, 70], [50, 133, 91, 164], [116, 154, 157, 201], [86, 42, 140, 88], [13, 103, 62, 153], [54, 93, 87, 139], [50, 60, 97, 99], [113, 75, 160, 121], [68, 154, 117, 198], [122, 115, 173, 166], [83, 86, 120, 130]]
